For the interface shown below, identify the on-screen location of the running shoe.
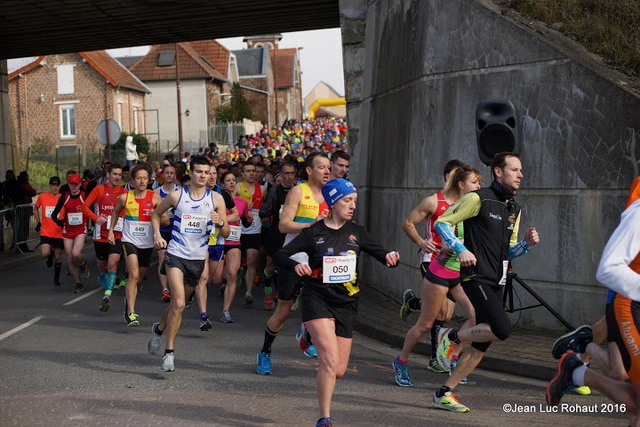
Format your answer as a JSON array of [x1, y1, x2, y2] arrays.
[[574, 386, 591, 395], [437, 328, 457, 370], [546, 351, 582, 406], [73, 283, 84, 293], [400, 289, 417, 321], [46, 254, 53, 268], [148, 322, 162, 355], [296, 325, 317, 358], [115, 276, 127, 289], [220, 310, 234, 323], [316, 417, 333, 427], [256, 351, 272, 375], [162, 352, 175, 372], [449, 358, 468, 384], [99, 295, 111, 312], [264, 293, 274, 311], [199, 316, 213, 331], [236, 266, 245, 288], [392, 356, 413, 387], [162, 289, 171, 303], [551, 325, 593, 359], [124, 312, 140, 327], [66, 269, 72, 276], [426, 356, 449, 373], [185, 294, 194, 309], [244, 291, 254, 306], [433, 392, 469, 413], [80, 263, 90, 279]]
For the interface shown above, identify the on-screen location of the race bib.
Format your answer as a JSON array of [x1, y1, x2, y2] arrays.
[[45, 206, 55, 218], [251, 209, 260, 227], [180, 214, 207, 235], [323, 254, 357, 284], [227, 225, 241, 242], [498, 260, 509, 286], [68, 212, 83, 226], [129, 221, 150, 237], [107, 215, 124, 232]]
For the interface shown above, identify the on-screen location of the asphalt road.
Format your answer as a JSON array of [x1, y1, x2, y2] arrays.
[[0, 251, 630, 426]]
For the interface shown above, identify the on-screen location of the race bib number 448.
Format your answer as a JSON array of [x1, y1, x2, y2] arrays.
[[323, 254, 356, 284], [180, 214, 207, 235]]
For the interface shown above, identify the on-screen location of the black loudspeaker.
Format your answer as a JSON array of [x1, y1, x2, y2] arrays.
[[476, 99, 520, 166]]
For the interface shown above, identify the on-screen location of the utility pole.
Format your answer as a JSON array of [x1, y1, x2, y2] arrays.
[[175, 43, 184, 158]]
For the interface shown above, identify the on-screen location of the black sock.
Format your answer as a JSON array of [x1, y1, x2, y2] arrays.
[[54, 262, 62, 282], [164, 349, 174, 354], [155, 324, 163, 336], [430, 320, 444, 358], [261, 327, 279, 354], [436, 385, 452, 398], [409, 297, 421, 311], [449, 329, 460, 344]]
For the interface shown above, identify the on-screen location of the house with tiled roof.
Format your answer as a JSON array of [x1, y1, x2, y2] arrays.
[[8, 51, 150, 153], [233, 46, 276, 126], [128, 41, 237, 149], [243, 35, 303, 124]]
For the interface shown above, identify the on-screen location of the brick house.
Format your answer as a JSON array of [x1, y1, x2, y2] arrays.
[[243, 35, 304, 124], [8, 51, 150, 153], [233, 45, 276, 126], [129, 41, 235, 150]]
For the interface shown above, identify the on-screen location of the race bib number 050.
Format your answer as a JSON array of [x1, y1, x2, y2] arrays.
[[323, 254, 356, 284]]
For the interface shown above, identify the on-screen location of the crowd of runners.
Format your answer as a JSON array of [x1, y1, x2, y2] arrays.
[[21, 116, 640, 426]]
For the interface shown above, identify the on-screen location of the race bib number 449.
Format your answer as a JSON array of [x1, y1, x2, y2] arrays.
[[323, 254, 356, 284]]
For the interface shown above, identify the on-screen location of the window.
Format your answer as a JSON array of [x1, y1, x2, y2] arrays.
[[57, 65, 74, 94], [157, 50, 175, 67], [117, 103, 123, 127], [60, 104, 76, 138], [133, 106, 139, 134]]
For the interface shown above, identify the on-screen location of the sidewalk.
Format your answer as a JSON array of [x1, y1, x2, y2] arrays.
[[356, 285, 559, 381], [0, 248, 559, 381]]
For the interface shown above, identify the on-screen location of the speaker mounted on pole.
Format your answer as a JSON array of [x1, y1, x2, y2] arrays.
[[476, 99, 520, 166]]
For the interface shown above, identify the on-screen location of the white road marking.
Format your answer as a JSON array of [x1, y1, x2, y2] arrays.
[[0, 316, 44, 342], [63, 287, 101, 306]]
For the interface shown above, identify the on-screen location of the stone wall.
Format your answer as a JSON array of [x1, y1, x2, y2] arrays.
[[340, 0, 640, 328]]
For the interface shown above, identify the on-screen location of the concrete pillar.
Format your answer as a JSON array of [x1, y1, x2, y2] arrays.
[[0, 60, 17, 177]]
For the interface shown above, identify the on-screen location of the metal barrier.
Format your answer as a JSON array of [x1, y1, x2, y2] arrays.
[[13, 203, 39, 254]]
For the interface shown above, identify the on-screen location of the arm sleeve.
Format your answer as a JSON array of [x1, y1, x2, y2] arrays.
[[273, 227, 314, 270], [596, 205, 640, 301], [507, 212, 530, 260], [51, 195, 65, 226], [434, 192, 481, 254], [81, 187, 101, 221], [259, 186, 277, 219], [222, 190, 235, 210]]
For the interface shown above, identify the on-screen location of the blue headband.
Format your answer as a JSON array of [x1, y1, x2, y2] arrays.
[[322, 178, 357, 207]]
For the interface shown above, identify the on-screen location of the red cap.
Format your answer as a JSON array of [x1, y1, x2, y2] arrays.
[[68, 174, 81, 184]]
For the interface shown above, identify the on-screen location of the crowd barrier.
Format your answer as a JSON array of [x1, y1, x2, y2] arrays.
[[12, 203, 39, 254]]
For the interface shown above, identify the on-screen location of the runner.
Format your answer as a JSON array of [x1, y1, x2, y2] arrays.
[[273, 178, 399, 427], [432, 152, 540, 412], [34, 176, 64, 287], [82, 163, 127, 311], [236, 162, 266, 305], [219, 171, 252, 323], [258, 160, 298, 310], [154, 163, 180, 303], [256, 152, 330, 375], [51, 173, 90, 293], [108, 163, 165, 326], [398, 159, 465, 372], [393, 165, 481, 387], [329, 150, 350, 180], [147, 157, 229, 371]]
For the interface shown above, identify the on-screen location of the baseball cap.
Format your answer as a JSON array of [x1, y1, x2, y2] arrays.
[[68, 174, 81, 184], [49, 176, 61, 185]]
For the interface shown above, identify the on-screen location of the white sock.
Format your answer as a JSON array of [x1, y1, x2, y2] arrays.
[[572, 364, 587, 387]]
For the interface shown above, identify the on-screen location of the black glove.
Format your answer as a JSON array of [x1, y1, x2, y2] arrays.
[[35, 222, 41, 232], [54, 219, 64, 227]]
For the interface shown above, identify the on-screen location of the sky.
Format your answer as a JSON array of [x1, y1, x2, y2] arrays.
[[106, 28, 345, 98]]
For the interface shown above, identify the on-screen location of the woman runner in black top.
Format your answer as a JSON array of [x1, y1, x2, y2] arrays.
[[273, 178, 399, 427]]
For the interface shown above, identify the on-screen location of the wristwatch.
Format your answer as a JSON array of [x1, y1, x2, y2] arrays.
[[218, 220, 225, 228]]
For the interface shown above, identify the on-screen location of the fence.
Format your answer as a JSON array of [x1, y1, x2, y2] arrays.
[[13, 203, 39, 254]]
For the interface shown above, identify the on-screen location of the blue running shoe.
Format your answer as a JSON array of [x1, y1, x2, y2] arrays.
[[316, 417, 333, 426], [393, 356, 413, 386], [304, 345, 317, 358], [257, 352, 272, 375]]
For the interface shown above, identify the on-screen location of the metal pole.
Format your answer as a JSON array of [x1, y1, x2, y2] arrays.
[[175, 43, 184, 159]]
